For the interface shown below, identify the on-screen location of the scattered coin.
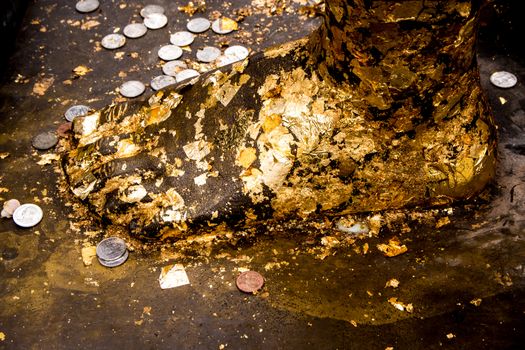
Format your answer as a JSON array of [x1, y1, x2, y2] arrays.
[[75, 0, 99, 13], [211, 18, 238, 35], [65, 104, 90, 122], [196, 46, 221, 63], [151, 75, 177, 91], [144, 13, 168, 30], [158, 45, 183, 61], [119, 80, 146, 98], [490, 71, 518, 88], [140, 4, 165, 18], [32, 132, 58, 150], [96, 237, 129, 267], [123, 23, 148, 39], [1, 199, 20, 218], [162, 60, 188, 76], [225, 45, 249, 61], [101, 33, 126, 50], [170, 31, 195, 47], [187, 17, 211, 33], [175, 69, 200, 82], [12, 203, 43, 228], [236, 271, 264, 293]]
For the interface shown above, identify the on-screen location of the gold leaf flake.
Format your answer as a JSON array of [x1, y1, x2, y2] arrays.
[[219, 17, 238, 31], [470, 298, 482, 306], [73, 65, 92, 76], [388, 297, 413, 313], [14, 74, 29, 84], [32, 76, 55, 96], [81, 245, 97, 266], [320, 236, 340, 247], [435, 216, 450, 228], [37, 153, 60, 165], [385, 278, 400, 288], [114, 51, 125, 60], [262, 114, 282, 133], [236, 147, 257, 169], [0, 152, 10, 159], [178, 1, 206, 16], [377, 237, 408, 257], [81, 20, 100, 30]]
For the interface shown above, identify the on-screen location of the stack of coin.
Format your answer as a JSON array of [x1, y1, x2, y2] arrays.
[[96, 237, 129, 267]]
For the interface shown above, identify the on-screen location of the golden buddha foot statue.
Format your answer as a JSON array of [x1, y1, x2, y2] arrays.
[[63, 0, 496, 238]]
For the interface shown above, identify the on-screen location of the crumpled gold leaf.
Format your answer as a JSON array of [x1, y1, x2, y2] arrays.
[[388, 297, 413, 313], [32, 76, 54, 96], [219, 17, 238, 31], [178, 1, 206, 16], [73, 65, 92, 76], [377, 236, 408, 257]]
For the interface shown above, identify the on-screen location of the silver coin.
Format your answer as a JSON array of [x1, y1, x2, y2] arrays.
[[12, 203, 43, 228], [75, 0, 99, 13], [120, 80, 146, 98], [140, 4, 165, 18], [65, 104, 90, 122], [101, 33, 126, 50], [96, 237, 127, 261], [490, 71, 518, 89], [187, 17, 211, 33], [175, 69, 200, 83], [225, 45, 249, 61], [158, 45, 183, 61], [98, 249, 129, 268], [144, 13, 168, 30], [170, 31, 194, 47], [196, 46, 221, 63], [162, 60, 188, 76], [32, 132, 58, 150], [151, 75, 177, 91], [211, 18, 236, 35], [123, 23, 148, 39]]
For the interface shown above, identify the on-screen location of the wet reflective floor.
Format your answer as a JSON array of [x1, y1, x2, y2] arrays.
[[1, 1, 524, 349]]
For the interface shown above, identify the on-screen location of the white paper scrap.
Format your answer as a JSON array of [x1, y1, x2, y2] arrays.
[[159, 264, 190, 289]]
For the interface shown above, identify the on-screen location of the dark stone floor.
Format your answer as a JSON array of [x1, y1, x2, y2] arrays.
[[0, 1, 524, 349]]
